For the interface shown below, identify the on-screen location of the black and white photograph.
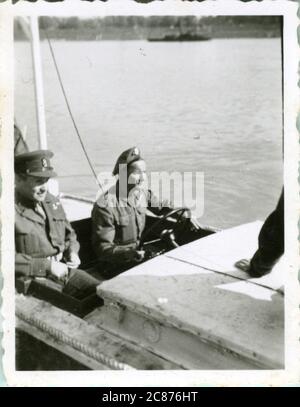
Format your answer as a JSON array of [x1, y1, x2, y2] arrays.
[[0, 0, 299, 387]]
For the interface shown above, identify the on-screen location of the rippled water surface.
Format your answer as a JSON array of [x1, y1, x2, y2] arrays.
[[15, 39, 283, 228]]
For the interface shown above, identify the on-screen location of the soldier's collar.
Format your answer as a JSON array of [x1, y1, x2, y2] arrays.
[[15, 191, 36, 210], [15, 192, 46, 224]]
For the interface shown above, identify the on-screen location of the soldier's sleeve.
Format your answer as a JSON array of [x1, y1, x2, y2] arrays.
[[64, 217, 80, 255], [15, 252, 51, 278], [91, 203, 136, 265], [147, 189, 174, 216]]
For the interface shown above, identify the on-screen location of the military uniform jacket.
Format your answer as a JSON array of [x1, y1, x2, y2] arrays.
[[15, 192, 79, 277], [91, 184, 172, 264]]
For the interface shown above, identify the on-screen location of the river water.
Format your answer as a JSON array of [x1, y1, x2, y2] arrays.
[[15, 39, 283, 229]]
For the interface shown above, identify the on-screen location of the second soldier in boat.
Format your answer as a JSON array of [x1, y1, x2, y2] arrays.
[[91, 147, 197, 277]]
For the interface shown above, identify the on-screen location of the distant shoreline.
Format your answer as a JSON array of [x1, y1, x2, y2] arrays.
[[14, 16, 281, 41], [14, 37, 281, 41]]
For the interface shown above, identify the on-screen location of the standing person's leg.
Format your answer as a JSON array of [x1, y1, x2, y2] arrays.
[[249, 190, 284, 277], [235, 190, 284, 277]]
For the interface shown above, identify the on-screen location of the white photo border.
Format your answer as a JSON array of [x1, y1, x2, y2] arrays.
[[0, 0, 299, 387]]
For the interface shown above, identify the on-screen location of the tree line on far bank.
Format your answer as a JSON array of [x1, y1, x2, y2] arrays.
[[14, 16, 281, 40], [39, 15, 281, 30]]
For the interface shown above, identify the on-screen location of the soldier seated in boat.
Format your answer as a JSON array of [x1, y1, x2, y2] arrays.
[[91, 147, 198, 277], [15, 150, 100, 299]]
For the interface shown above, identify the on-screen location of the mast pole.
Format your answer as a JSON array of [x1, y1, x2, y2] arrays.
[[30, 16, 47, 149]]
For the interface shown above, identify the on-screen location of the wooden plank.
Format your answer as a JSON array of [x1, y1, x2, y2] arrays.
[[96, 222, 284, 368], [112, 221, 284, 292], [16, 295, 181, 370], [165, 220, 284, 292], [87, 303, 271, 370]]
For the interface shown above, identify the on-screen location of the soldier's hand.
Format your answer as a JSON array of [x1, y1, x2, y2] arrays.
[[180, 212, 200, 231], [64, 251, 81, 269], [134, 250, 145, 262], [50, 261, 69, 281], [123, 249, 145, 263]]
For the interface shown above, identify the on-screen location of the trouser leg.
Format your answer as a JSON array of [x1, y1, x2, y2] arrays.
[[249, 190, 284, 278], [62, 268, 100, 300], [249, 249, 279, 277]]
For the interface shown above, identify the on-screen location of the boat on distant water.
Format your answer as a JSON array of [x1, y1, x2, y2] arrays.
[[148, 32, 211, 42]]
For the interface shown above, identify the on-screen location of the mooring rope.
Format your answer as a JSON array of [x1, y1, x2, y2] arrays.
[[16, 307, 136, 370], [41, 22, 105, 195]]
